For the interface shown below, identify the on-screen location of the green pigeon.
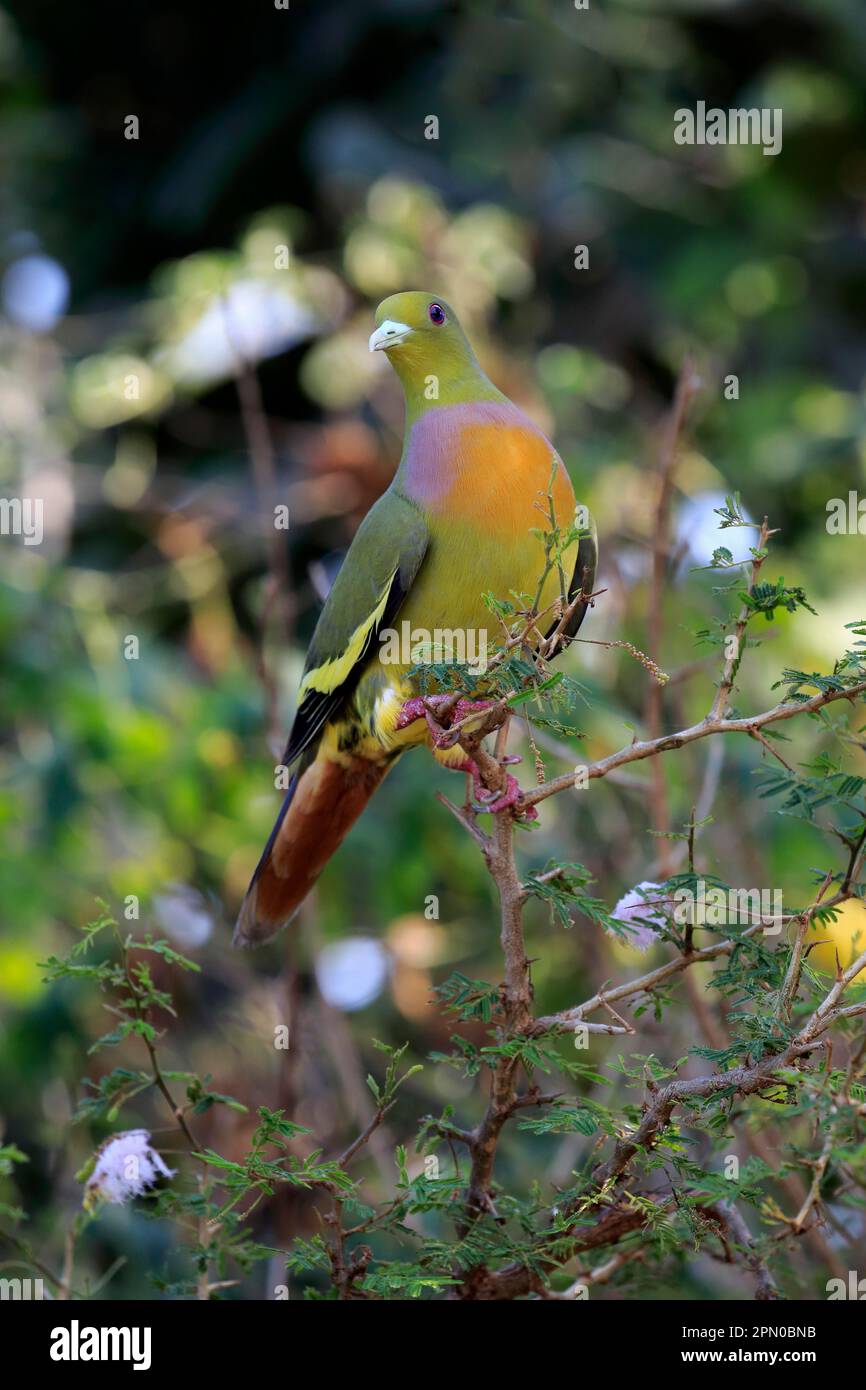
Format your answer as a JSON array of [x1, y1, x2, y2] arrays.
[[234, 291, 596, 945]]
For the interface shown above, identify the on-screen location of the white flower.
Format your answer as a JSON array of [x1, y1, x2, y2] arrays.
[[85, 1130, 174, 1207], [611, 880, 669, 951]]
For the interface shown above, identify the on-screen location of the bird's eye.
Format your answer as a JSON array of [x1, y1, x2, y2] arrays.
[[428, 302, 446, 325]]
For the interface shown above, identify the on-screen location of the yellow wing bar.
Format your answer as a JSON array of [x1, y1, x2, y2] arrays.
[[298, 567, 398, 699]]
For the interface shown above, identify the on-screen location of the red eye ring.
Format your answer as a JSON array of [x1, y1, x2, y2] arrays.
[[428, 302, 446, 325]]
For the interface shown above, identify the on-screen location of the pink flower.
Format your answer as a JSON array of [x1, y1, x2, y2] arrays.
[[611, 881, 669, 951], [85, 1130, 174, 1208]]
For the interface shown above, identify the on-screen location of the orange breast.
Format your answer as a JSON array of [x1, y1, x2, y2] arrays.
[[376, 401, 579, 668]]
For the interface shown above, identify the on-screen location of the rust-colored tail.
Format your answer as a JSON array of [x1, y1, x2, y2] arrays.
[[233, 750, 388, 947]]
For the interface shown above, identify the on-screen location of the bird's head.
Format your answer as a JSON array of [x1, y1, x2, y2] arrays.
[[369, 291, 486, 407], [369, 291, 467, 357]]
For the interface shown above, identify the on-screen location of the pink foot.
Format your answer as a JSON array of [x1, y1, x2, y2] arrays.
[[397, 696, 536, 819], [456, 758, 538, 821], [396, 696, 495, 748]]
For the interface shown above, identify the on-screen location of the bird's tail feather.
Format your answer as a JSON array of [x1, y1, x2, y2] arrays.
[[233, 749, 388, 947]]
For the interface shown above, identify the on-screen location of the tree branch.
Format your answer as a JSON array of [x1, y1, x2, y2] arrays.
[[520, 680, 866, 810]]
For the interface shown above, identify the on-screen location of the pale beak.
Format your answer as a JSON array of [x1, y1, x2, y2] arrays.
[[369, 319, 412, 353]]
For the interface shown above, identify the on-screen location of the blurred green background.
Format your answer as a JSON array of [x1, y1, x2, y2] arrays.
[[1, 0, 865, 1297]]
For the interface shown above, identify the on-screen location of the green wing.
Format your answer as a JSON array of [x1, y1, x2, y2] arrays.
[[282, 488, 429, 764]]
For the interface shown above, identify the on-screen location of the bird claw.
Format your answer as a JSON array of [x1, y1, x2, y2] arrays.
[[466, 764, 538, 820], [395, 696, 446, 744], [396, 695, 495, 748], [395, 695, 436, 729], [397, 698, 536, 819]]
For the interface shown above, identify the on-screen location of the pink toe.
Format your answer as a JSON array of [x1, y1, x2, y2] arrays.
[[395, 697, 427, 729], [476, 772, 538, 820]]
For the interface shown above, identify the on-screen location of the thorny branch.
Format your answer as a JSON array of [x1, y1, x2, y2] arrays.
[[440, 689, 865, 1297], [518, 679, 866, 810]]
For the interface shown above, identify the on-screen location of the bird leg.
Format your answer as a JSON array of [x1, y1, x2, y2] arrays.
[[454, 757, 538, 819], [396, 695, 537, 820]]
